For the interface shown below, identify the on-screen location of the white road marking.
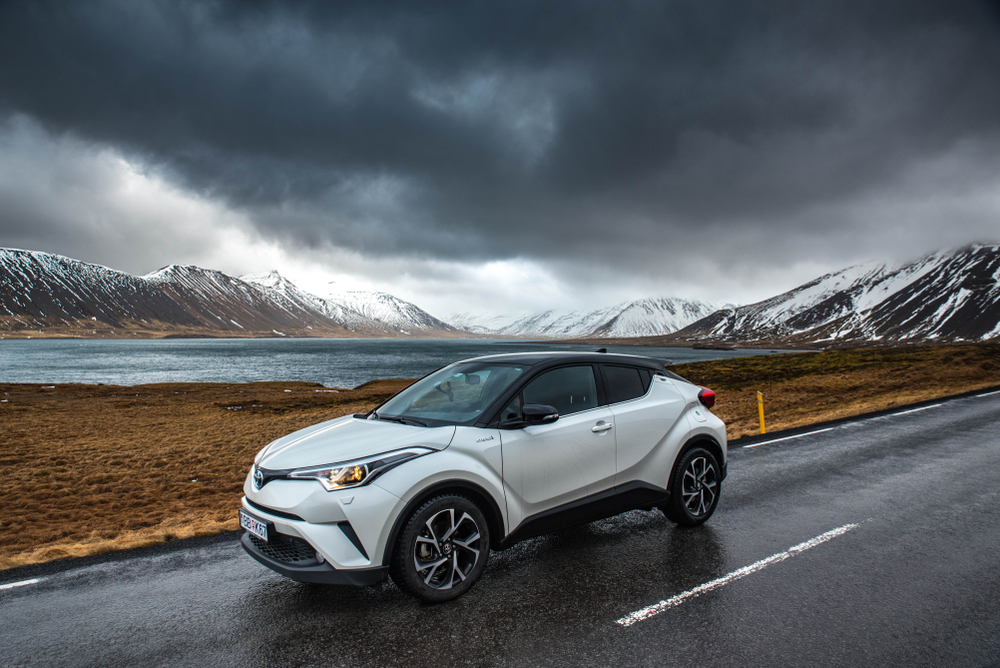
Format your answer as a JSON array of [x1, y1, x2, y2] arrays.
[[892, 403, 942, 416], [0, 578, 42, 591], [744, 395, 987, 449], [615, 523, 861, 627], [743, 428, 834, 448]]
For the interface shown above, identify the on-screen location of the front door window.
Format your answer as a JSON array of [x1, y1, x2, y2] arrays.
[[499, 365, 615, 526]]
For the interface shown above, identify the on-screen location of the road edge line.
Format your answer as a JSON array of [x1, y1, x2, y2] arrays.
[[743, 427, 834, 448], [0, 578, 42, 591], [732, 383, 1000, 449]]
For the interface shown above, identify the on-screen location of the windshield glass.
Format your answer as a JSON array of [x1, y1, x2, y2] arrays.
[[376, 362, 525, 426]]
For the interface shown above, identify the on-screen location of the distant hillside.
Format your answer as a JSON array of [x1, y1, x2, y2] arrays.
[[8, 245, 995, 344], [0, 249, 457, 338], [324, 290, 459, 335], [671, 245, 1000, 346], [449, 297, 718, 339], [242, 272, 459, 336]]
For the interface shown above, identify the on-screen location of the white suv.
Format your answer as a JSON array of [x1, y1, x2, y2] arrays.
[[239, 351, 727, 602]]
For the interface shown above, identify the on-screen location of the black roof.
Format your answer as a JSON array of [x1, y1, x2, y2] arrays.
[[461, 350, 669, 371]]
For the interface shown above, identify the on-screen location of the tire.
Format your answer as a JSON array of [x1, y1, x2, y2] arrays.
[[661, 446, 721, 527], [390, 494, 490, 602]]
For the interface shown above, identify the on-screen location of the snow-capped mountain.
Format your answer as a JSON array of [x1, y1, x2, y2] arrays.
[[322, 290, 459, 335], [0, 250, 353, 336], [242, 272, 458, 335], [0, 249, 455, 337], [8, 244, 995, 344], [674, 245, 1000, 345], [451, 297, 719, 338], [240, 271, 376, 332], [144, 264, 341, 332], [447, 312, 532, 335], [590, 298, 723, 338], [0, 249, 173, 329], [240, 270, 333, 318]]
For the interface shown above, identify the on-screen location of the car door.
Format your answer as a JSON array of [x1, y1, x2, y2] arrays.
[[602, 365, 686, 487], [499, 364, 616, 527]]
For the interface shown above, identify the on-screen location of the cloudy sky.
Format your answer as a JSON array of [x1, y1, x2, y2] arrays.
[[1, 1, 999, 318]]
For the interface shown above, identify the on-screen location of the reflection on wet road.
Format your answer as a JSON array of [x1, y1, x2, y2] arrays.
[[3, 392, 1000, 667]]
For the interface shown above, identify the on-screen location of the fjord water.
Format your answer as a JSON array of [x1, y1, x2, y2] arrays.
[[0, 338, 782, 387]]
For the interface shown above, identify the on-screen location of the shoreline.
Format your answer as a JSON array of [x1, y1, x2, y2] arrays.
[[0, 330, 482, 340]]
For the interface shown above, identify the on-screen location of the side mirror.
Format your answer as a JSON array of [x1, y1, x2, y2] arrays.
[[498, 404, 559, 429], [522, 404, 559, 425]]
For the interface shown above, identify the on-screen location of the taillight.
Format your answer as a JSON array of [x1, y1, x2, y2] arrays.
[[698, 387, 715, 409]]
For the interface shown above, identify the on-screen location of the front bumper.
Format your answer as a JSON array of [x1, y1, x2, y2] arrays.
[[240, 532, 387, 586]]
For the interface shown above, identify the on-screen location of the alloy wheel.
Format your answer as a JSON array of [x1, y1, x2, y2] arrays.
[[681, 456, 718, 517], [413, 507, 482, 590]]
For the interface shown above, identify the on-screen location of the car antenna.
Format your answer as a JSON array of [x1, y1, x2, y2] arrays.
[[596, 348, 607, 353]]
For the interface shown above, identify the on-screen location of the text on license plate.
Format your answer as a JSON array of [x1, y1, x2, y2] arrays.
[[240, 509, 269, 541]]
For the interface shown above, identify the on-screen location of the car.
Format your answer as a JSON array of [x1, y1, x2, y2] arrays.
[[238, 351, 727, 602]]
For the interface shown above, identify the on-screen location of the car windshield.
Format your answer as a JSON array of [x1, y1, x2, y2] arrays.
[[375, 362, 525, 426]]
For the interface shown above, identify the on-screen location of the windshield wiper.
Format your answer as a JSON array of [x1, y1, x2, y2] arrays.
[[374, 413, 428, 427]]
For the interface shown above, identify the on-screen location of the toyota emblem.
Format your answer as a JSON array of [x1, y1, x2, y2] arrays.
[[253, 466, 264, 489]]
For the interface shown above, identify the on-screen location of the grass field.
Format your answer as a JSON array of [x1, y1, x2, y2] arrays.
[[1, 342, 997, 570], [0, 379, 412, 570], [674, 342, 999, 438]]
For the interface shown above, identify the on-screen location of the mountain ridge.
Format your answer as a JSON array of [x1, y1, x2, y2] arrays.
[[0, 249, 456, 338], [4, 245, 997, 344], [448, 297, 719, 339], [669, 244, 1000, 346], [324, 290, 459, 335], [240, 273, 458, 335]]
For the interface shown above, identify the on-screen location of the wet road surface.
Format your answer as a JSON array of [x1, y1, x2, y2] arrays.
[[3, 391, 1000, 667]]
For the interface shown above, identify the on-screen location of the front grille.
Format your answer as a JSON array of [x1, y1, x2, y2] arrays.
[[248, 532, 318, 565], [245, 498, 304, 522]]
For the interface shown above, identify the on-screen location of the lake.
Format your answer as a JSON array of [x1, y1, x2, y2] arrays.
[[0, 338, 787, 387]]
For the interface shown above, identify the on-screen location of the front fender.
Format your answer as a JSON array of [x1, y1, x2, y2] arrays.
[[371, 427, 508, 566]]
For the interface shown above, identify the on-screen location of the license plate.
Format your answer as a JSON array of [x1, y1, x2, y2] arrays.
[[239, 509, 270, 542]]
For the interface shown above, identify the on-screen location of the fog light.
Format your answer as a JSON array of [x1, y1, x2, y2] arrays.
[[315, 551, 325, 563]]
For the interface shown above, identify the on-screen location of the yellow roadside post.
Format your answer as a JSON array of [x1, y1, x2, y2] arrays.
[[757, 391, 766, 434]]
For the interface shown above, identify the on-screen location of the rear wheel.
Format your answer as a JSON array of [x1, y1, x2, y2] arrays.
[[662, 446, 721, 527], [390, 495, 490, 602]]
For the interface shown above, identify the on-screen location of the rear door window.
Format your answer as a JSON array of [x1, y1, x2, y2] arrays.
[[602, 365, 650, 404], [521, 365, 598, 416]]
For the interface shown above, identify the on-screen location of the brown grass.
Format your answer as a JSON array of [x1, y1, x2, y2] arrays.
[[673, 342, 1000, 439], [0, 379, 411, 570], [1, 342, 998, 570]]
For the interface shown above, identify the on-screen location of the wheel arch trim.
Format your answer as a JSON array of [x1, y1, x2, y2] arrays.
[[380, 479, 506, 567], [668, 435, 726, 492]]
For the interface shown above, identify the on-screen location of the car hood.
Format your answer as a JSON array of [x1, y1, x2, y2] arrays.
[[256, 415, 456, 470]]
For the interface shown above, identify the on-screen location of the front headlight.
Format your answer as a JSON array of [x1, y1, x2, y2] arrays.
[[287, 447, 435, 492]]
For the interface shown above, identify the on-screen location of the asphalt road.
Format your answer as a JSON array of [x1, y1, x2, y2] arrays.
[[3, 390, 1000, 668]]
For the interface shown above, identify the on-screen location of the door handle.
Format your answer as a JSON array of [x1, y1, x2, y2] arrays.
[[592, 422, 614, 433]]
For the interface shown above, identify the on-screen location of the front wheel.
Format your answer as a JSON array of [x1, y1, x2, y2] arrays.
[[662, 447, 721, 527], [390, 495, 490, 602]]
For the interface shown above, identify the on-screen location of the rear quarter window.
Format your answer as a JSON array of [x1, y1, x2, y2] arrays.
[[602, 365, 651, 404]]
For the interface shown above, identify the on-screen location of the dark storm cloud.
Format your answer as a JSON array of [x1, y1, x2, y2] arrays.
[[1, 0, 999, 278]]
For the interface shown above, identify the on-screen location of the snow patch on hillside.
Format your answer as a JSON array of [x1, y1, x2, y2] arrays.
[[450, 297, 718, 338], [677, 244, 1000, 344]]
